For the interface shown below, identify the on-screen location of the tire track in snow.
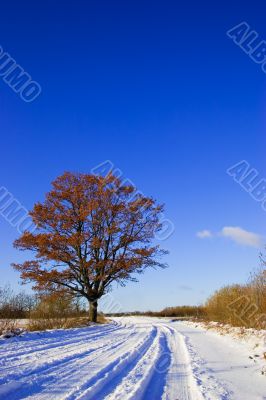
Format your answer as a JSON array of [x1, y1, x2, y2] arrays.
[[28, 326, 149, 400], [99, 325, 163, 400], [64, 326, 158, 400], [0, 317, 241, 400], [0, 324, 139, 399], [161, 325, 204, 400], [0, 324, 134, 381], [0, 323, 121, 359]]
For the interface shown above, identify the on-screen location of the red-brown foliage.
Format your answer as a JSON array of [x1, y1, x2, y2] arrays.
[[13, 172, 167, 321]]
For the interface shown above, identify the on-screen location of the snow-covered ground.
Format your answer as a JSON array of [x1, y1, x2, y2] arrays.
[[0, 317, 265, 399]]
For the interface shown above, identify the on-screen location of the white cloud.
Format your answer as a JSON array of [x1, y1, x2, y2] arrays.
[[220, 226, 263, 248], [196, 230, 212, 239], [196, 226, 263, 248]]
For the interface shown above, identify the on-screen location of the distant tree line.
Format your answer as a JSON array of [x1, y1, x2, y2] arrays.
[[107, 268, 266, 329], [1, 268, 265, 331], [106, 305, 206, 319]]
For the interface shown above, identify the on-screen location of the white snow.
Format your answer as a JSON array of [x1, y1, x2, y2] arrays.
[[0, 317, 265, 399]]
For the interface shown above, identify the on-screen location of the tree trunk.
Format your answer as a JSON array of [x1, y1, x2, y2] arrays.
[[89, 300, 98, 322]]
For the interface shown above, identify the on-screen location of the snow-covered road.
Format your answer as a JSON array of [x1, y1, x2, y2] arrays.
[[0, 317, 265, 399]]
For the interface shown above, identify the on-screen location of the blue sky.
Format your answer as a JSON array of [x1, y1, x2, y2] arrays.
[[0, 1, 265, 311]]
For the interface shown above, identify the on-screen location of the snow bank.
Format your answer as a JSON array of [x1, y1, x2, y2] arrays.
[[182, 320, 266, 375]]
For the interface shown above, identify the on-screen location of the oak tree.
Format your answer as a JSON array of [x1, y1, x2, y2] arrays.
[[13, 172, 167, 322]]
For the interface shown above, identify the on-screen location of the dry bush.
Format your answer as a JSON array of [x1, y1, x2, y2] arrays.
[[97, 312, 108, 324], [205, 284, 247, 326], [247, 268, 266, 329], [27, 292, 89, 331], [205, 269, 266, 329], [0, 319, 19, 336], [0, 284, 36, 319], [248, 268, 266, 315], [27, 317, 90, 331]]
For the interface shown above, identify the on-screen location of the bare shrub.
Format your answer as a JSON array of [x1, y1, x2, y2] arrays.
[[205, 269, 266, 329], [0, 319, 18, 336], [97, 312, 108, 324], [27, 292, 88, 331], [0, 284, 36, 319], [27, 317, 90, 331]]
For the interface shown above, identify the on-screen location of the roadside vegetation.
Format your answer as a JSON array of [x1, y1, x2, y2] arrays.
[[1, 268, 265, 335], [0, 287, 106, 335], [109, 268, 266, 329], [204, 267, 265, 329]]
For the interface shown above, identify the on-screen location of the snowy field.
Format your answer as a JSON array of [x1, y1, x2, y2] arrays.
[[0, 317, 265, 400]]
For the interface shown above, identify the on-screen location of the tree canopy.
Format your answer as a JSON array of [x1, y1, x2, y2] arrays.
[[13, 172, 168, 321]]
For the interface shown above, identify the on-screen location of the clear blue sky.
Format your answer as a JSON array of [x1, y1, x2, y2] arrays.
[[0, 1, 265, 311]]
